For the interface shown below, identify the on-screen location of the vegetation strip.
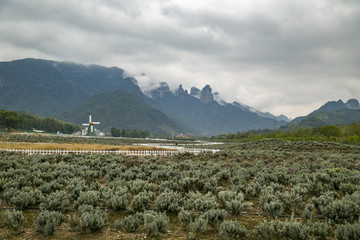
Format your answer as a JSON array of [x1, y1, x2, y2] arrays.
[[0, 148, 178, 156], [1, 138, 359, 239]]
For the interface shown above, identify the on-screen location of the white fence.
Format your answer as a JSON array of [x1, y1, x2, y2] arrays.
[[0, 148, 179, 156]]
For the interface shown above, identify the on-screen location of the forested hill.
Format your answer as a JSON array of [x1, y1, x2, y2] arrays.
[[56, 89, 186, 135], [0, 58, 143, 116]]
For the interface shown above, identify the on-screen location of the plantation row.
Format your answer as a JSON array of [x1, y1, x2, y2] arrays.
[[0, 132, 197, 147], [0, 140, 360, 239], [220, 139, 360, 153]]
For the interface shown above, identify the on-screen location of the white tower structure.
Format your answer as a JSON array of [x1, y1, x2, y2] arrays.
[[82, 115, 100, 136]]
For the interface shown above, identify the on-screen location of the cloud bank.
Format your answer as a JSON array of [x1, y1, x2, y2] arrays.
[[1, 0, 359, 118]]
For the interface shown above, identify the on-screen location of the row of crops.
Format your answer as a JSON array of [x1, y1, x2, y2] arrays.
[[0, 139, 360, 239], [0, 132, 197, 146]]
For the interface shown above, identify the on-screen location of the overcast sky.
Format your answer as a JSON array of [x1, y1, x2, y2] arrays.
[[1, 0, 359, 118]]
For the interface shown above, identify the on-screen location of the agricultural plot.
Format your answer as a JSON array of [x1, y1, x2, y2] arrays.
[[0, 139, 360, 239]]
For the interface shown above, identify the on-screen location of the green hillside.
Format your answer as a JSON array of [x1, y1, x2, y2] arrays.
[[57, 89, 186, 135], [284, 109, 360, 131], [0, 58, 143, 116]]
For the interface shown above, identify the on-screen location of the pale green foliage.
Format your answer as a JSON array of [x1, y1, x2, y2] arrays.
[[322, 199, 359, 224], [185, 191, 219, 212], [104, 187, 129, 210], [78, 204, 94, 215], [335, 220, 360, 240], [65, 178, 88, 201], [34, 210, 64, 236], [204, 208, 227, 230], [67, 213, 80, 232], [131, 191, 154, 212], [155, 190, 183, 213], [80, 208, 108, 233], [259, 187, 283, 217], [143, 210, 170, 237], [304, 203, 315, 219], [2, 209, 24, 232], [282, 215, 308, 240], [308, 221, 332, 240], [40, 190, 70, 213], [9, 187, 44, 210], [246, 182, 262, 197], [74, 190, 100, 208], [254, 219, 284, 240], [219, 220, 247, 240], [116, 214, 143, 232], [190, 216, 208, 233], [178, 208, 195, 230]]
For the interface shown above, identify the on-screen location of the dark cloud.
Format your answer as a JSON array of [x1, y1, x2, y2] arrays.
[[0, 0, 359, 118]]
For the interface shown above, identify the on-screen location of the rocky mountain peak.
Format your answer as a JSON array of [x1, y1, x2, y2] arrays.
[[175, 84, 191, 100], [345, 99, 360, 109], [200, 84, 214, 104], [150, 82, 171, 98], [190, 87, 201, 99]]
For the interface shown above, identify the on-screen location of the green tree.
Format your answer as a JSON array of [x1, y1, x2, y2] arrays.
[[0, 110, 24, 130]]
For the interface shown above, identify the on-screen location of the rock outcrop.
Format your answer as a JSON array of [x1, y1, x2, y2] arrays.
[[200, 85, 214, 104]]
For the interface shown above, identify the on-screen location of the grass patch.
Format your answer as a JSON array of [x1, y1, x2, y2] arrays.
[[0, 142, 174, 151]]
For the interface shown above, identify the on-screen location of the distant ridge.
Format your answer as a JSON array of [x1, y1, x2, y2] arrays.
[[57, 89, 185, 135], [148, 82, 288, 135], [284, 98, 360, 130], [0, 58, 143, 116]]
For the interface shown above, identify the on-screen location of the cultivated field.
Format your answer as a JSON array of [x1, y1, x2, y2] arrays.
[[0, 136, 360, 239]]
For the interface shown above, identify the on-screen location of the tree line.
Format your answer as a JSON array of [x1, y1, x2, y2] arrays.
[[111, 127, 150, 138], [0, 110, 80, 134], [213, 122, 360, 145]]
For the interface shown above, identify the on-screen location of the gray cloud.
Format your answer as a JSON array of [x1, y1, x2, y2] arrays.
[[0, 0, 359, 118]]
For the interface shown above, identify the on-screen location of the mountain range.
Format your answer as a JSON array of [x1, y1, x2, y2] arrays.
[[0, 58, 358, 135], [284, 99, 360, 130]]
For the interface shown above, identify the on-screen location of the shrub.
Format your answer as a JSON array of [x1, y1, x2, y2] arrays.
[[219, 220, 247, 240], [178, 208, 195, 230], [131, 191, 154, 212], [179, 177, 204, 192], [322, 199, 359, 224], [116, 214, 143, 232], [155, 190, 183, 213], [308, 221, 332, 240], [204, 177, 218, 193], [204, 209, 227, 230], [65, 178, 88, 200], [78, 204, 94, 215], [2, 209, 24, 233], [159, 180, 181, 192], [190, 216, 208, 233], [10, 188, 44, 210], [335, 221, 360, 240], [218, 190, 237, 206], [280, 190, 305, 214], [74, 190, 100, 208], [80, 208, 108, 233], [129, 179, 148, 194], [339, 183, 360, 195], [34, 210, 64, 236], [311, 191, 337, 214], [105, 189, 129, 210], [254, 219, 285, 240], [245, 182, 261, 197], [67, 213, 80, 232], [282, 215, 308, 240], [304, 203, 315, 219], [225, 199, 252, 215], [143, 211, 170, 237], [40, 190, 70, 213], [185, 191, 219, 212], [260, 194, 283, 217]]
